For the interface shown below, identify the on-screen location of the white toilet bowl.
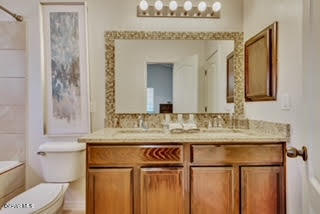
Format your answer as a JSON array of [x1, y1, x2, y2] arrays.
[[1, 183, 69, 214], [0, 142, 85, 214]]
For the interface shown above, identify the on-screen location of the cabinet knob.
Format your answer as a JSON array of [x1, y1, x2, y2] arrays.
[[286, 146, 308, 161]]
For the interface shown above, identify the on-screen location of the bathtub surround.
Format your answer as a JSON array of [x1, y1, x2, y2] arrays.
[[0, 22, 26, 162]]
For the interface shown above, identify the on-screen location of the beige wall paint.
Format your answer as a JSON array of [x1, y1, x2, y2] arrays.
[[243, 0, 304, 213]]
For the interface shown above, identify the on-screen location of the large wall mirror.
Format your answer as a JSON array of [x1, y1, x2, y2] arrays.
[[115, 40, 234, 114], [105, 31, 244, 127]]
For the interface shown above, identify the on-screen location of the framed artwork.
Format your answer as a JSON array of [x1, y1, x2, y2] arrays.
[[226, 51, 235, 103], [42, 3, 90, 135], [245, 22, 278, 102]]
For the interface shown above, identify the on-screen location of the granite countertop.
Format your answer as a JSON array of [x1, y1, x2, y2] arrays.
[[78, 128, 288, 144]]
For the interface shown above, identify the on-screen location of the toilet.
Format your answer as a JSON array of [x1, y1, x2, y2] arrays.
[[0, 142, 85, 214]]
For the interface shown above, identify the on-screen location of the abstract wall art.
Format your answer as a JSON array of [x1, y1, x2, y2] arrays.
[[42, 3, 90, 135]]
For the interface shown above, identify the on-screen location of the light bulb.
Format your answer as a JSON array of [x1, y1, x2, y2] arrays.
[[154, 0, 164, 11], [184, 1, 193, 11], [169, 1, 178, 11], [139, 0, 149, 11], [212, 1, 222, 12], [198, 1, 207, 12]]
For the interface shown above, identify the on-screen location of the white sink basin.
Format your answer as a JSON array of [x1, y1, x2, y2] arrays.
[[113, 129, 165, 137], [201, 128, 242, 134]]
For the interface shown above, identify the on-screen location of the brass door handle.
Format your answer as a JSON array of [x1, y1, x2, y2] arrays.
[[286, 146, 308, 161]]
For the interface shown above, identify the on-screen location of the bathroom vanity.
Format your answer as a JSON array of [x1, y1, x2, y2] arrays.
[[80, 128, 287, 214], [79, 29, 289, 214]]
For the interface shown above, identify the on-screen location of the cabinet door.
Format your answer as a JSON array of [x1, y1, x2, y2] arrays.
[[191, 167, 234, 214], [87, 168, 133, 214], [140, 168, 184, 214], [241, 167, 285, 214]]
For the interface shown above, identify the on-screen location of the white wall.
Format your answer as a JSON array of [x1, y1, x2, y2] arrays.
[[115, 40, 205, 113], [243, 0, 304, 213], [202, 40, 234, 113]]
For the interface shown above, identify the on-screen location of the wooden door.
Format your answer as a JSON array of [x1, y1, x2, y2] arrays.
[[241, 167, 285, 214], [87, 168, 133, 214], [191, 167, 234, 214], [140, 167, 184, 214]]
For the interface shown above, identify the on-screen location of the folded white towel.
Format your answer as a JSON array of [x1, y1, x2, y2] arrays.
[[168, 123, 183, 130], [183, 123, 198, 130]]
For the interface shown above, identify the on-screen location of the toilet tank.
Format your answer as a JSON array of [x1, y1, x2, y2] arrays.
[[38, 142, 86, 183]]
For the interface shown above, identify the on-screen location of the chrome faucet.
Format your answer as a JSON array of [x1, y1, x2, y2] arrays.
[[212, 116, 225, 128], [138, 115, 148, 130]]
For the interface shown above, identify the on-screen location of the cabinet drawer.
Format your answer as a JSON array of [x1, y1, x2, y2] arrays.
[[192, 144, 283, 164], [88, 145, 183, 166]]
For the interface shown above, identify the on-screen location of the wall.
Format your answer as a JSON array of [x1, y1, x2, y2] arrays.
[[201, 40, 234, 113], [89, 0, 243, 129], [0, 0, 86, 211], [243, 0, 304, 213], [115, 40, 205, 113], [0, 0, 243, 211], [147, 64, 173, 114], [0, 22, 26, 162]]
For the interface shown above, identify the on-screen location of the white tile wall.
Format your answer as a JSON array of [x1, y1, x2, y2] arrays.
[[0, 79, 25, 105], [0, 22, 26, 162], [0, 106, 24, 133], [0, 134, 25, 161], [0, 50, 26, 77], [0, 22, 25, 50]]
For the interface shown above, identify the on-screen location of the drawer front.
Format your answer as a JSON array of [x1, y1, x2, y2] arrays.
[[192, 144, 283, 164], [88, 145, 183, 166]]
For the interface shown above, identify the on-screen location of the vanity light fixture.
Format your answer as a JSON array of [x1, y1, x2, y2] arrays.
[[169, 1, 178, 11], [198, 1, 207, 12], [137, 0, 221, 18], [183, 1, 193, 11], [154, 0, 164, 11], [212, 1, 222, 12], [139, 0, 149, 11]]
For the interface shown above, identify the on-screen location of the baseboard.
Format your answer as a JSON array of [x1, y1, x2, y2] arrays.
[[63, 200, 85, 212]]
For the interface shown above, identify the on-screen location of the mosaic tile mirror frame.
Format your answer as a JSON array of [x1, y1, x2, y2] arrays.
[[104, 31, 244, 128]]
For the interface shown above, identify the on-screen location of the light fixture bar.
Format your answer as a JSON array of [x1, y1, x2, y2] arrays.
[[137, 5, 220, 18]]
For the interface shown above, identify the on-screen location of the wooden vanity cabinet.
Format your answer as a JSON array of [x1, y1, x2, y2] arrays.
[[86, 143, 286, 214]]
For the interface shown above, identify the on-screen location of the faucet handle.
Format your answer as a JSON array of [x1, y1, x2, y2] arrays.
[[177, 114, 183, 124], [213, 117, 218, 127], [217, 115, 225, 128]]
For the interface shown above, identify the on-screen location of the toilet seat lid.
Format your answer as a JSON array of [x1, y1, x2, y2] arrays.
[[0, 183, 68, 214]]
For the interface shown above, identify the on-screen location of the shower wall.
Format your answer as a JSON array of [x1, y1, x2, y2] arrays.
[[0, 22, 26, 161]]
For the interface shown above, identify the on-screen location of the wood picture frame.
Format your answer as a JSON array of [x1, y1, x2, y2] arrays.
[[227, 51, 235, 103], [245, 22, 278, 102]]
